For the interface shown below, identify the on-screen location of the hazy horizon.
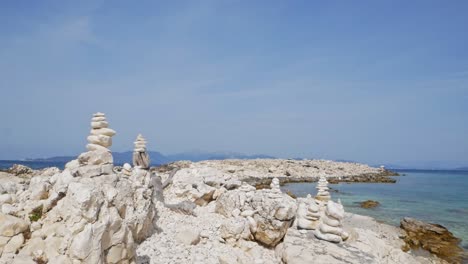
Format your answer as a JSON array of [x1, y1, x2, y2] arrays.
[[1, 1, 467, 167]]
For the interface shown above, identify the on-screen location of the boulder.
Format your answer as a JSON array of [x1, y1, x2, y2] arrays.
[[7, 165, 33, 177], [400, 217, 465, 263], [78, 149, 113, 165], [360, 200, 380, 208], [216, 185, 297, 247], [0, 213, 29, 237]]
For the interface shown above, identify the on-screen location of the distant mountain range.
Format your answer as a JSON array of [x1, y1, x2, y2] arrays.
[[29, 151, 275, 165]]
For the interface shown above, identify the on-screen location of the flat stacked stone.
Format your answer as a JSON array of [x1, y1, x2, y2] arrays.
[[297, 195, 320, 230], [86, 112, 116, 152], [75, 112, 116, 177], [315, 175, 331, 202], [314, 201, 349, 243], [132, 134, 150, 169]]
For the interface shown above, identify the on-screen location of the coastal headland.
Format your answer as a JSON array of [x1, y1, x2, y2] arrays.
[[0, 113, 464, 263]]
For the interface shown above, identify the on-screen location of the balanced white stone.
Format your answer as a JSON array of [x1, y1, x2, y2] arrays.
[[132, 134, 150, 169], [270, 177, 281, 192], [315, 175, 331, 202], [314, 200, 349, 243], [122, 163, 132, 176]]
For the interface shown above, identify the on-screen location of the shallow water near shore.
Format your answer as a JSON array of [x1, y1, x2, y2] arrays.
[[282, 170, 468, 249]]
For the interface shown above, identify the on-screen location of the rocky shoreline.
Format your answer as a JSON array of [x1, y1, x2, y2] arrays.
[[153, 159, 400, 189], [0, 113, 463, 264]]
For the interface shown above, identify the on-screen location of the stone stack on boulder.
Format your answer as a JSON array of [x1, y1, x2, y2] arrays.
[[314, 201, 349, 243], [0, 113, 158, 264], [73, 112, 116, 177], [296, 194, 321, 230], [86, 112, 116, 152], [133, 134, 150, 169], [315, 175, 331, 202]]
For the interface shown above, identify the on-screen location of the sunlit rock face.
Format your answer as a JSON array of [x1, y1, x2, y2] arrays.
[[0, 113, 157, 264]]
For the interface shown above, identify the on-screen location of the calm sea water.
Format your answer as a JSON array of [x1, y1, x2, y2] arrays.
[[282, 170, 468, 249], [0, 160, 67, 170]]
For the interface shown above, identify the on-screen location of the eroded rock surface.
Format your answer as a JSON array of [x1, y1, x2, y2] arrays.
[[401, 217, 466, 263], [0, 113, 157, 264]]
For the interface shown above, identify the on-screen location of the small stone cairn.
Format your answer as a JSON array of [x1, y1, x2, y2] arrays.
[[315, 175, 331, 202], [268, 177, 283, 199], [314, 200, 349, 243], [133, 134, 150, 169], [296, 194, 321, 230]]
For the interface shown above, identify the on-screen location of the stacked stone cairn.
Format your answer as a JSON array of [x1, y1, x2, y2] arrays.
[[268, 177, 283, 199], [133, 134, 150, 169], [75, 112, 116, 177], [315, 175, 331, 202], [86, 112, 116, 152], [270, 177, 281, 192], [296, 194, 321, 230], [314, 200, 349, 243]]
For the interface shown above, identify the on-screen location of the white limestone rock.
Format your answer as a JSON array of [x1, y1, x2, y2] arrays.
[[0, 213, 29, 237], [0, 194, 13, 205], [3, 233, 24, 254], [176, 229, 201, 246], [78, 149, 113, 166], [216, 185, 297, 247]]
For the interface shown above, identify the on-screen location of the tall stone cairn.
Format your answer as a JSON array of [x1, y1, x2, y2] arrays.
[[315, 175, 331, 202], [86, 112, 116, 152], [133, 134, 150, 169], [76, 112, 116, 172]]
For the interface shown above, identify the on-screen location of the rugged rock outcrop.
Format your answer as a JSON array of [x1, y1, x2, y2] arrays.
[[0, 113, 157, 264], [215, 180, 297, 247], [279, 213, 441, 264], [6, 164, 33, 178], [400, 217, 466, 263], [360, 200, 380, 208]]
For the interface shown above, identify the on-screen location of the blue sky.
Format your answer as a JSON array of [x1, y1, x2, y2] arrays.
[[0, 0, 467, 167]]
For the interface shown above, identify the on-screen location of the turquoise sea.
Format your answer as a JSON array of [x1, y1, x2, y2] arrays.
[[282, 170, 468, 249]]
